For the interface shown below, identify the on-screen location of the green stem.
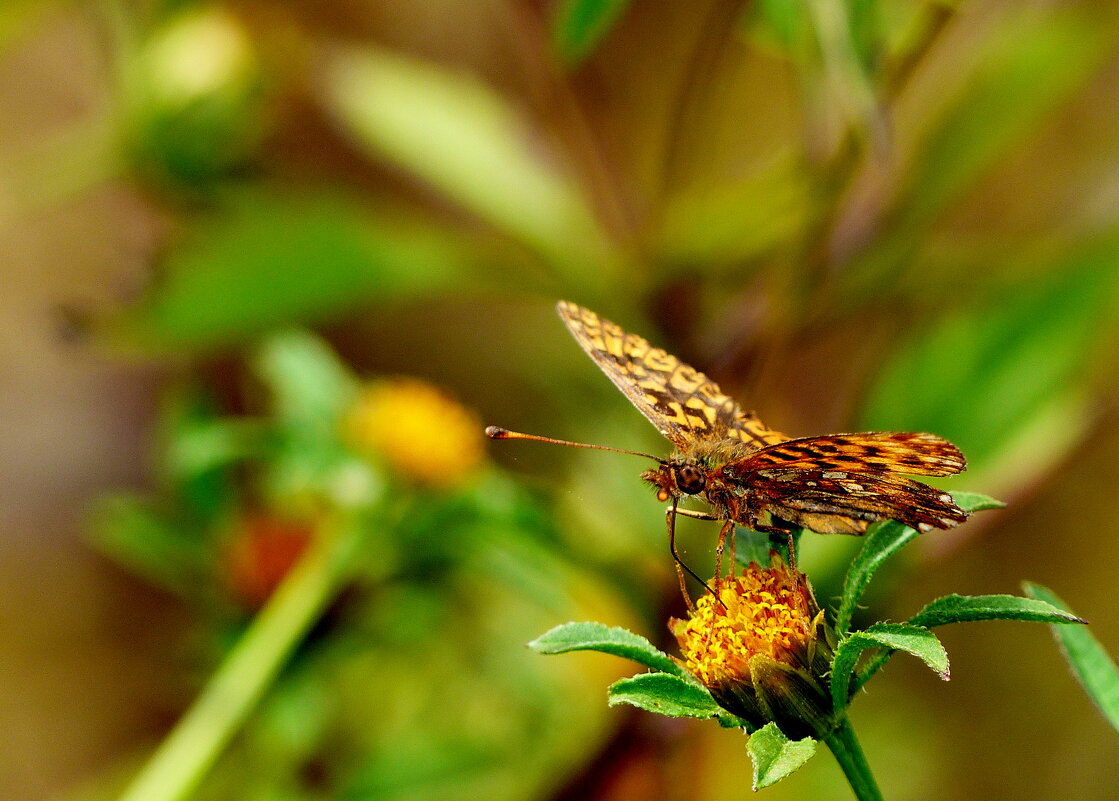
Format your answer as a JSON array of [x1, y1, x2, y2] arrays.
[[116, 519, 362, 801], [824, 716, 884, 801]]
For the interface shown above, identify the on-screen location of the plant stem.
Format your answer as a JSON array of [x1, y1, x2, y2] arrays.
[[116, 518, 361, 801], [824, 716, 884, 801]]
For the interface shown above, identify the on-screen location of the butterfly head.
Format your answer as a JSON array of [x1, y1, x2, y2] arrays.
[[642, 460, 707, 502]]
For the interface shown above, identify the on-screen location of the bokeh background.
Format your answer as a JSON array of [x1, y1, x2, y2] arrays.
[[3, 1, 1119, 800]]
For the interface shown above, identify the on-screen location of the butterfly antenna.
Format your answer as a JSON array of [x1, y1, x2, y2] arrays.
[[485, 426, 662, 463]]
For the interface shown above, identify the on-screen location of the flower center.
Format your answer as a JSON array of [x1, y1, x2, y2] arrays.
[[673, 562, 814, 687]]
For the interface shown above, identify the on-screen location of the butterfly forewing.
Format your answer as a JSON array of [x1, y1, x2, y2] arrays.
[[556, 301, 786, 450], [724, 432, 966, 479]]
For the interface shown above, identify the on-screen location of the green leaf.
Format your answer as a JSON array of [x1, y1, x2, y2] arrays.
[[1024, 582, 1119, 734], [253, 331, 363, 501], [747, 722, 818, 789], [552, 0, 632, 66], [910, 593, 1086, 628], [323, 47, 613, 287], [109, 192, 466, 352], [607, 672, 721, 719], [835, 493, 1003, 633], [88, 494, 212, 598], [528, 621, 689, 679], [832, 623, 948, 713], [254, 330, 357, 435]]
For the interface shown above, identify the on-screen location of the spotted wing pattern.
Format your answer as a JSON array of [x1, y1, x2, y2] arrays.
[[720, 433, 967, 534], [724, 432, 966, 478], [556, 301, 786, 450], [750, 469, 968, 534]]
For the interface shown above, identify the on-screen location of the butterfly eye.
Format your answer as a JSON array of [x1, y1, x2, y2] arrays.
[[675, 464, 706, 495]]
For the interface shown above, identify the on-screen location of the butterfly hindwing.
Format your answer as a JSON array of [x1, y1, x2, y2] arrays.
[[752, 468, 969, 534]]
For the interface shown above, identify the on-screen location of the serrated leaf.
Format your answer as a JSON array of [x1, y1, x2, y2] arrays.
[[910, 593, 1086, 628], [832, 623, 948, 713], [528, 621, 689, 678], [1024, 582, 1119, 734], [552, 0, 632, 66], [835, 493, 1002, 633], [747, 722, 818, 789], [607, 673, 721, 719]]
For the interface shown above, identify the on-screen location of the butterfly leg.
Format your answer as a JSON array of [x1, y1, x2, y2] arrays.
[[713, 519, 737, 588], [750, 522, 799, 569], [666, 504, 721, 611]]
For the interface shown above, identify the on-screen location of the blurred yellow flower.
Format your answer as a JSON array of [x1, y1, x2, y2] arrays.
[[344, 378, 484, 487], [670, 556, 836, 738]]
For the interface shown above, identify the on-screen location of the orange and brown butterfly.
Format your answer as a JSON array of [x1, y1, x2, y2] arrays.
[[486, 302, 968, 593]]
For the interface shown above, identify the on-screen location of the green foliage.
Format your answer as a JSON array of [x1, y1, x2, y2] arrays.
[[551, 0, 633, 66], [322, 46, 612, 288], [831, 623, 948, 714], [861, 248, 1119, 485], [14, 1, 1118, 799], [528, 621, 688, 678], [747, 723, 818, 790], [607, 672, 722, 719], [835, 492, 1004, 634], [111, 192, 467, 351], [1025, 582, 1119, 734], [909, 593, 1086, 628], [897, 10, 1112, 230]]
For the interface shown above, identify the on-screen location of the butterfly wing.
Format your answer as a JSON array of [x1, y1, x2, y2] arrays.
[[751, 469, 969, 534], [725, 432, 966, 477], [556, 301, 786, 450], [720, 432, 968, 534]]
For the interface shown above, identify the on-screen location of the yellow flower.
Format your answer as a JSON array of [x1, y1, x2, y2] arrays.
[[670, 556, 836, 738], [344, 378, 484, 487]]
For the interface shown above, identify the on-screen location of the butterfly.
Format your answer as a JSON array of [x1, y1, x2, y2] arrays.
[[487, 302, 967, 601]]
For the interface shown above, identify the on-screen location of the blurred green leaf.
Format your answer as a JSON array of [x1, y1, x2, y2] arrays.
[[900, 10, 1112, 228], [835, 493, 1002, 633], [909, 593, 1086, 628], [111, 192, 467, 351], [254, 330, 357, 435], [832, 623, 948, 712], [552, 0, 632, 66], [323, 46, 614, 289], [157, 384, 243, 521], [529, 621, 688, 678], [607, 672, 722, 718], [749, 0, 813, 57], [1024, 582, 1119, 734], [656, 156, 810, 269], [89, 493, 213, 598], [252, 331, 370, 504], [165, 418, 267, 483], [747, 722, 817, 790], [861, 244, 1119, 489]]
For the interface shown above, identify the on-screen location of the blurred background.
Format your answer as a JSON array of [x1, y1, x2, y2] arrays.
[[3, 1, 1119, 799]]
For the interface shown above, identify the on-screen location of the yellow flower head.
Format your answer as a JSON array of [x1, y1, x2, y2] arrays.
[[344, 378, 484, 488], [670, 555, 836, 738]]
